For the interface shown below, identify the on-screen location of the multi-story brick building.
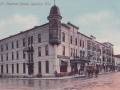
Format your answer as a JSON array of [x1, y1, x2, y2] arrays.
[[0, 4, 115, 77]]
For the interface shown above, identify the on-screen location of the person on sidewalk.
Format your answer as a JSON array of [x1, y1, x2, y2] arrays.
[[94, 67, 99, 78], [72, 68, 75, 75]]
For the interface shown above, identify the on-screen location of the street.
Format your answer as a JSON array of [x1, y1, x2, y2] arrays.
[[0, 72, 120, 90]]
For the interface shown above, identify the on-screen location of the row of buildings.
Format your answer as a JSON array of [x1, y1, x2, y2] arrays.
[[0, 4, 117, 77]]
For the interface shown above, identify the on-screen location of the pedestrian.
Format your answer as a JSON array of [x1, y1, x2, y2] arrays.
[[72, 68, 75, 75]]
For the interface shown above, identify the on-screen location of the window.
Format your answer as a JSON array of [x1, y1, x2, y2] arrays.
[[16, 63, 19, 73], [1, 54, 3, 61], [23, 63, 26, 74], [38, 34, 41, 43], [23, 38, 25, 46], [31, 53, 33, 62], [1, 65, 3, 73], [53, 30, 57, 38], [45, 45, 49, 56], [83, 41, 84, 48], [16, 40, 19, 48], [75, 38, 77, 45], [16, 51, 19, 60], [23, 51, 26, 59], [100, 49, 101, 55], [38, 61, 41, 73], [28, 37, 30, 45], [58, 30, 61, 39], [76, 49, 77, 56], [74, 49, 75, 57], [6, 64, 8, 73], [50, 30, 53, 39], [6, 53, 8, 61], [62, 46, 65, 55], [1, 45, 3, 52], [46, 61, 49, 73], [12, 64, 14, 73], [31, 36, 33, 44], [12, 52, 14, 60], [71, 48, 73, 56], [80, 40, 81, 47], [62, 32, 65, 42], [6, 43, 8, 50], [12, 42, 14, 49], [83, 51, 85, 58], [70, 36, 72, 44], [38, 47, 41, 56], [80, 50, 82, 57]]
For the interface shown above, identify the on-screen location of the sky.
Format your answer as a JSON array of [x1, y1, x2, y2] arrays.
[[0, 0, 120, 54]]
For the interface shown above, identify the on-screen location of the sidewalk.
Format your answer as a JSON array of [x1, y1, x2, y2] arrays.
[[6, 71, 117, 80]]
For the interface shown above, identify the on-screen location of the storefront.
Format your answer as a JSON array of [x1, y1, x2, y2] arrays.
[[70, 59, 90, 72]]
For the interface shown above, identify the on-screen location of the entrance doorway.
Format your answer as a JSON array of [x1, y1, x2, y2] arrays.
[[60, 60, 67, 72]]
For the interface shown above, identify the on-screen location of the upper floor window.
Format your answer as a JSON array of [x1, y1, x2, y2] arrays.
[[75, 38, 77, 45], [28, 37, 30, 45], [16, 40, 19, 48], [1, 65, 3, 73], [50, 30, 53, 39], [62, 46, 65, 55], [12, 42, 14, 49], [28, 36, 33, 45], [76, 49, 77, 56], [71, 48, 73, 56], [6, 53, 8, 61], [83, 41, 84, 48], [38, 47, 41, 56], [53, 30, 57, 38], [1, 45, 3, 52], [45, 45, 49, 56], [31, 36, 33, 44], [23, 50, 26, 59], [12, 52, 14, 60], [80, 40, 81, 47], [23, 38, 25, 46], [62, 32, 65, 42], [6, 43, 8, 50], [16, 51, 19, 60], [58, 30, 61, 39], [38, 34, 41, 43], [70, 36, 72, 44], [80, 50, 82, 57], [1, 54, 3, 61]]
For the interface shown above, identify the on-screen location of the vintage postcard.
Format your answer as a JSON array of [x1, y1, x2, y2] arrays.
[[0, 0, 120, 90]]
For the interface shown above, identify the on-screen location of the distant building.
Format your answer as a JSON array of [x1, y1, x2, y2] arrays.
[[0, 4, 115, 77], [114, 55, 120, 70]]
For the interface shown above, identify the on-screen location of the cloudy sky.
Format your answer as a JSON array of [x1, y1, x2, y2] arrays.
[[0, 0, 120, 54]]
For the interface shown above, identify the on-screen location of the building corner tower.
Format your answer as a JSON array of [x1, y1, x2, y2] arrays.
[[47, 4, 62, 73]]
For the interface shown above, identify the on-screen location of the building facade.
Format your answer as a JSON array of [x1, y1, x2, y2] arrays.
[[0, 5, 115, 77]]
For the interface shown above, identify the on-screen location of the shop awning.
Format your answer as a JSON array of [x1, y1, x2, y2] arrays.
[[70, 60, 90, 63]]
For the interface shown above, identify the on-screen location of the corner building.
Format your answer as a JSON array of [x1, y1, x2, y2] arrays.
[[0, 5, 115, 77]]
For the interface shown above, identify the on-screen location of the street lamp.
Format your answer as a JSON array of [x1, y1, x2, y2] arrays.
[[24, 44, 34, 76]]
